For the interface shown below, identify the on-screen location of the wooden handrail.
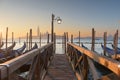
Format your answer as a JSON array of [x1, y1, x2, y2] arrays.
[[67, 42, 120, 78], [0, 42, 53, 80]]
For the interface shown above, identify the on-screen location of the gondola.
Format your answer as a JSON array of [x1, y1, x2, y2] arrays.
[[0, 42, 16, 53], [101, 44, 120, 55], [81, 44, 112, 76], [9, 42, 26, 57], [0, 42, 26, 59], [0, 42, 26, 63], [111, 44, 120, 51]]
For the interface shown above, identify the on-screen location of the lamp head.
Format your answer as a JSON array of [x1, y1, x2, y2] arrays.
[[57, 17, 62, 24]]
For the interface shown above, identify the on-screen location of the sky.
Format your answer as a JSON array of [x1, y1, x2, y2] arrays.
[[0, 0, 120, 38]]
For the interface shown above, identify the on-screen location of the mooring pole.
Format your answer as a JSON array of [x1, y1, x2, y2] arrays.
[[6, 27, 8, 50], [26, 32, 28, 50], [114, 30, 118, 59], [91, 28, 95, 51], [12, 32, 14, 44], [103, 32, 107, 56], [39, 32, 41, 47], [79, 31, 80, 46], [71, 34, 73, 43], [47, 33, 49, 44]]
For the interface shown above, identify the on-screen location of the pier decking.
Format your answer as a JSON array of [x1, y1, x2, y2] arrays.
[[44, 54, 77, 80]]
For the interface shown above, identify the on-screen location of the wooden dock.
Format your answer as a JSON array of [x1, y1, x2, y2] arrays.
[[44, 54, 77, 80]]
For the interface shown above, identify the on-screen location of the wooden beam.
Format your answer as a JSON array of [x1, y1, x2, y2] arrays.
[[67, 43, 120, 78]]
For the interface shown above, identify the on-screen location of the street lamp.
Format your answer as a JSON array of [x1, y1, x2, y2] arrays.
[[51, 14, 62, 42]]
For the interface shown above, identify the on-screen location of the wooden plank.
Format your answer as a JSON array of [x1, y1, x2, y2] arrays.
[[67, 43, 120, 78], [0, 43, 53, 79], [44, 54, 77, 80]]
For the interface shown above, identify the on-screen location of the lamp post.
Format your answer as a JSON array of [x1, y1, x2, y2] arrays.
[[51, 14, 62, 42]]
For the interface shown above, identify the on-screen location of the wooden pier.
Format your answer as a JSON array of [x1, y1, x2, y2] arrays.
[[0, 28, 120, 80]]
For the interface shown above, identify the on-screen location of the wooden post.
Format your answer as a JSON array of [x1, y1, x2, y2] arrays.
[[54, 33, 56, 53], [62, 34, 64, 49], [6, 27, 8, 50], [12, 32, 14, 44], [114, 30, 118, 59], [66, 32, 68, 42], [51, 14, 54, 42], [47, 33, 49, 44], [79, 31, 80, 46], [39, 32, 41, 47], [26, 32, 28, 50], [91, 28, 95, 51], [64, 32, 66, 53], [103, 32, 107, 56], [30, 29, 32, 49], [71, 34, 73, 43]]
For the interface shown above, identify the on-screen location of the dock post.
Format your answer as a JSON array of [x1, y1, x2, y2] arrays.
[[29, 29, 32, 50], [12, 32, 14, 44], [47, 33, 49, 44], [30, 29, 32, 49], [26, 32, 28, 50], [66, 32, 68, 42], [91, 28, 95, 51], [6, 27, 8, 51], [103, 32, 107, 56], [39, 32, 41, 47], [114, 30, 118, 59], [64, 32, 67, 54], [71, 34, 73, 43], [54, 33, 56, 53], [79, 31, 80, 46]]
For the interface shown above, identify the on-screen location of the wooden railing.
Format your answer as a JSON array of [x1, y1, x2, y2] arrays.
[[0, 42, 54, 80], [67, 42, 120, 80]]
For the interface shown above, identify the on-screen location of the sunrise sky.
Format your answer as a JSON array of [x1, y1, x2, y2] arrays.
[[0, 0, 120, 38]]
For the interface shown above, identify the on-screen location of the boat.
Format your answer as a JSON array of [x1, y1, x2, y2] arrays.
[[0, 42, 16, 53], [0, 42, 26, 59], [111, 44, 120, 51], [101, 44, 120, 55], [23, 42, 38, 53], [9, 42, 26, 57]]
